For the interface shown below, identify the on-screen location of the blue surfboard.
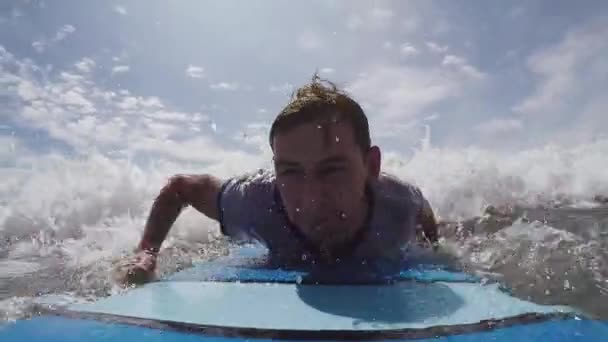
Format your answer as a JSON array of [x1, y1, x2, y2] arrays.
[[2, 246, 608, 341]]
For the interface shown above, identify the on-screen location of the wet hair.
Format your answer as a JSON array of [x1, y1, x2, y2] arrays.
[[269, 74, 371, 154]]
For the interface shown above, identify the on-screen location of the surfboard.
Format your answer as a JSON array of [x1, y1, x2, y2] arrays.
[[2, 245, 608, 341]]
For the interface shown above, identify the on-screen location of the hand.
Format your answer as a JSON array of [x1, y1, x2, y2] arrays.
[[415, 228, 439, 251], [112, 249, 158, 286]]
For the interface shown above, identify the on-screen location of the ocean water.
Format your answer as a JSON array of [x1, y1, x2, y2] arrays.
[[1, 137, 608, 322]]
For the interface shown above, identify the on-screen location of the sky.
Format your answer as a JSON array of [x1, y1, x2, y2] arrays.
[[1, 0, 608, 171]]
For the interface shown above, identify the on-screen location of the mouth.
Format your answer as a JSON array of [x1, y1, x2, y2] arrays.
[[311, 219, 328, 231], [311, 211, 349, 227]]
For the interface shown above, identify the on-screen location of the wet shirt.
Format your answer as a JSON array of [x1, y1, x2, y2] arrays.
[[217, 169, 429, 264]]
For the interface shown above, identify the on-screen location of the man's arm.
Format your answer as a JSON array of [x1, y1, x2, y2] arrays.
[[138, 174, 224, 252], [416, 198, 439, 247], [114, 174, 224, 286]]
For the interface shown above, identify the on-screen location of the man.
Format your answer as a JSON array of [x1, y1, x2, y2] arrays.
[[117, 76, 439, 285]]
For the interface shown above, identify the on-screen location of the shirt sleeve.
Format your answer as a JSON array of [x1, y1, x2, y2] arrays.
[[216, 169, 275, 242]]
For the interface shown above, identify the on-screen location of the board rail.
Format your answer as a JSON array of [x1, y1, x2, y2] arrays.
[[32, 304, 579, 341]]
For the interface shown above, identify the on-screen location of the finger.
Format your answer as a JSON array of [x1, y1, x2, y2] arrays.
[[125, 267, 153, 285]]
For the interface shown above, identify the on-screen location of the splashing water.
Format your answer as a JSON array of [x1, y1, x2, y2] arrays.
[[0, 153, 231, 321], [1, 135, 608, 321], [382, 133, 608, 319]]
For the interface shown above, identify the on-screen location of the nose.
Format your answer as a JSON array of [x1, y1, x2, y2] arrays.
[[300, 175, 324, 211]]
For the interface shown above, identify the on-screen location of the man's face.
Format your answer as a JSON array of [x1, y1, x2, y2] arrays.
[[272, 118, 381, 249]]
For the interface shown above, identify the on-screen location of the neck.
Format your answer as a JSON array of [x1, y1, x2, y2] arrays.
[[316, 184, 374, 260]]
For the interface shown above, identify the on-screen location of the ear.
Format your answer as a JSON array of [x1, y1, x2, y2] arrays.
[[366, 146, 381, 178]]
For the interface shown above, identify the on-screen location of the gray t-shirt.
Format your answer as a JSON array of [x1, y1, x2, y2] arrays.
[[217, 169, 429, 264]]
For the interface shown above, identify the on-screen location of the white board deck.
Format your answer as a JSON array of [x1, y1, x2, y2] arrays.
[[68, 280, 574, 331]]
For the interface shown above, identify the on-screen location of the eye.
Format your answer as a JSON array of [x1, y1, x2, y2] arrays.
[[320, 165, 344, 175], [279, 168, 301, 177]]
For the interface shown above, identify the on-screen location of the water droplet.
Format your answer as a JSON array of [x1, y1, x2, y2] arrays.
[[335, 136, 340, 142], [564, 279, 570, 289], [544, 289, 551, 295], [317, 124, 322, 129], [339, 212, 347, 220], [296, 275, 303, 284], [296, 208, 300, 212], [280, 183, 285, 187], [301, 254, 307, 261]]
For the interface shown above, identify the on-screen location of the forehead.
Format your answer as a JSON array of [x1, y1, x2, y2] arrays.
[[272, 119, 359, 164]]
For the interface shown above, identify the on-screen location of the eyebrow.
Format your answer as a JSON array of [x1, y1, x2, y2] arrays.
[[274, 159, 301, 168], [273, 155, 349, 168], [318, 155, 349, 165]]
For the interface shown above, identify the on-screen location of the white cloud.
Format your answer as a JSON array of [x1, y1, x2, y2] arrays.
[[115, 95, 163, 112], [401, 18, 419, 33], [346, 16, 363, 31], [424, 114, 440, 121], [32, 41, 46, 53], [400, 43, 419, 57], [297, 30, 324, 50], [513, 19, 608, 116], [0, 135, 19, 160], [75, 58, 95, 73], [426, 41, 448, 54], [54, 25, 75, 41], [269, 82, 294, 95], [59, 89, 96, 113], [473, 118, 523, 135], [371, 8, 394, 21], [0, 45, 253, 165], [31, 24, 76, 53], [210, 82, 239, 91], [186, 65, 205, 79], [442, 55, 485, 79], [371, 121, 419, 139], [510, 6, 525, 18], [234, 122, 271, 149], [320, 67, 335, 75], [112, 65, 130, 74], [113, 5, 127, 15], [346, 7, 394, 31], [147, 110, 206, 123], [433, 19, 451, 36], [11, 8, 23, 18], [347, 61, 486, 123], [348, 65, 454, 120]]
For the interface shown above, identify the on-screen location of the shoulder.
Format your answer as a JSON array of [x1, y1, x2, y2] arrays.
[[218, 168, 277, 213], [217, 168, 279, 238], [221, 168, 276, 194], [373, 172, 425, 208]]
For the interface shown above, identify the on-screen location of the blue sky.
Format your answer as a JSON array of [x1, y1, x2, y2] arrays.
[[1, 0, 608, 167]]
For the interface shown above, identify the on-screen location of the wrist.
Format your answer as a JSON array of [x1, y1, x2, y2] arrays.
[[138, 239, 160, 254]]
